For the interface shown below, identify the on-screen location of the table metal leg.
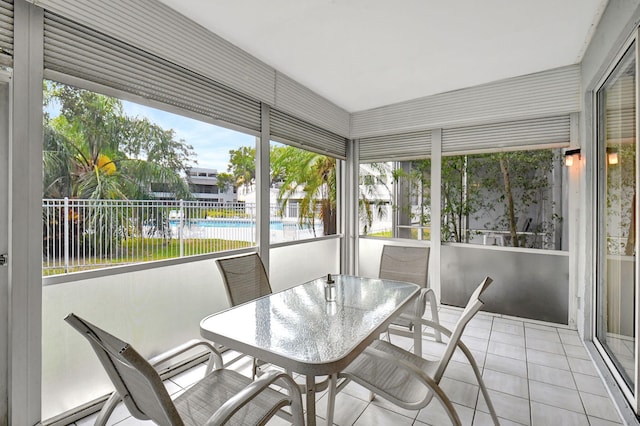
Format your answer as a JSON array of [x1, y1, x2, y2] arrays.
[[306, 375, 316, 426], [326, 373, 337, 425]]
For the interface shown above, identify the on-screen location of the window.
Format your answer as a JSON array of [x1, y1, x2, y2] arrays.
[[595, 41, 637, 394], [361, 148, 565, 250], [441, 150, 564, 249], [42, 81, 256, 275], [270, 141, 338, 242], [358, 162, 393, 237]]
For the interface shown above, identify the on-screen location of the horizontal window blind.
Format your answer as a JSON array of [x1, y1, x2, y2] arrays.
[[442, 115, 570, 154], [604, 75, 635, 143], [359, 130, 432, 162], [270, 109, 347, 159], [351, 65, 580, 139], [0, 0, 12, 66], [43, 11, 261, 132]]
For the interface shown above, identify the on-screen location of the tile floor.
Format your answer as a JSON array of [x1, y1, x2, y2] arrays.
[[72, 306, 626, 426]]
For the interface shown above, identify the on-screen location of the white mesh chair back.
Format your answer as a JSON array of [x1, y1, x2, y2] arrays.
[[433, 277, 493, 381], [379, 245, 430, 288], [65, 313, 183, 425], [217, 253, 272, 306]]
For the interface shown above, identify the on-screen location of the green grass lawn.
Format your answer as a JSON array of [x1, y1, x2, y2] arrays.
[[43, 237, 253, 276]]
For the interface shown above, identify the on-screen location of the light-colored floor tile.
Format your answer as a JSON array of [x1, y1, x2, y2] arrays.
[[482, 369, 529, 399], [476, 389, 530, 425], [315, 391, 368, 426], [415, 401, 475, 426], [568, 357, 599, 376], [440, 377, 479, 408], [112, 416, 153, 425], [525, 336, 565, 355], [443, 360, 480, 385], [164, 379, 183, 396], [524, 323, 561, 335], [562, 343, 590, 360], [526, 348, 570, 370], [558, 331, 583, 347], [452, 347, 486, 366], [464, 325, 492, 340], [473, 410, 526, 426], [573, 372, 608, 397], [353, 404, 414, 426], [459, 335, 489, 352], [71, 318, 629, 426], [264, 413, 294, 426], [491, 322, 525, 337], [487, 340, 527, 360], [580, 392, 623, 423], [529, 380, 583, 413], [527, 363, 576, 389], [341, 381, 372, 402], [484, 353, 527, 378], [588, 416, 623, 425], [530, 401, 588, 426], [370, 392, 418, 418], [489, 330, 525, 347]]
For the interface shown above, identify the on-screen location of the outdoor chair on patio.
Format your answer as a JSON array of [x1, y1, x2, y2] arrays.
[[216, 253, 273, 378], [326, 277, 499, 426], [216, 253, 272, 306], [379, 245, 442, 353], [65, 313, 304, 426]]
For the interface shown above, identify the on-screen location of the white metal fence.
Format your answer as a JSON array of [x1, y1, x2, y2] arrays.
[[42, 198, 321, 275]]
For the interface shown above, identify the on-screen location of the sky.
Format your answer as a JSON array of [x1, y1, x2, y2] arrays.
[[121, 100, 255, 173]]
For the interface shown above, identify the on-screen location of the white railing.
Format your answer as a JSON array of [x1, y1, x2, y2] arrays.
[[42, 198, 321, 275]]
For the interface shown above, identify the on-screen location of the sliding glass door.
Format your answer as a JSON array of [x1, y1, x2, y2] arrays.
[[595, 39, 638, 405]]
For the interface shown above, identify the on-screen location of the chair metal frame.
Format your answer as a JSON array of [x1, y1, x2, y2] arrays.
[[65, 313, 304, 426], [216, 253, 272, 307], [379, 245, 442, 351], [326, 277, 499, 426], [216, 253, 275, 378]]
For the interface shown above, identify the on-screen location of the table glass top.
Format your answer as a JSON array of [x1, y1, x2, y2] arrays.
[[200, 275, 418, 365]]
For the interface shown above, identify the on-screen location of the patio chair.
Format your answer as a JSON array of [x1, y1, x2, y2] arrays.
[[216, 253, 272, 306], [326, 277, 499, 426], [379, 245, 442, 352], [216, 253, 273, 378], [65, 313, 304, 426]]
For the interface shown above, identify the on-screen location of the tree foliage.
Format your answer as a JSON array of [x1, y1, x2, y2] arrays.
[[43, 81, 196, 200], [394, 149, 561, 248], [271, 145, 336, 236], [226, 146, 256, 189]]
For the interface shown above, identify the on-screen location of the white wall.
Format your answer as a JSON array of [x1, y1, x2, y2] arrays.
[[41, 258, 225, 419]]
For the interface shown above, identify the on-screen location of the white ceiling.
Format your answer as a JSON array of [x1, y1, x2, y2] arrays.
[[158, 0, 608, 113]]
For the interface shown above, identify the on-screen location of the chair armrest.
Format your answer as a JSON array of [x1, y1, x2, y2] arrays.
[[420, 319, 452, 336], [205, 371, 304, 426], [149, 339, 223, 374], [418, 318, 482, 381], [359, 345, 461, 425]]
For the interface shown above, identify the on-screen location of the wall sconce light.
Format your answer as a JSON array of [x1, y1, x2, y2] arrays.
[[607, 148, 619, 165], [564, 148, 581, 167]]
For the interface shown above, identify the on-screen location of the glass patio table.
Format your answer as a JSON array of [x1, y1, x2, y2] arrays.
[[200, 274, 420, 426]]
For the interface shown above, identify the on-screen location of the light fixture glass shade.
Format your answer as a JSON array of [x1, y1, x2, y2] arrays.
[[565, 155, 574, 167], [607, 151, 619, 165]]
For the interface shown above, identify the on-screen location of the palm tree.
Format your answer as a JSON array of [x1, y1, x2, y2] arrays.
[[271, 145, 336, 236], [42, 81, 196, 259], [43, 82, 194, 200]]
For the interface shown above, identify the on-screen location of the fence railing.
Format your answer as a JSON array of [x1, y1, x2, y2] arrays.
[[42, 198, 319, 275]]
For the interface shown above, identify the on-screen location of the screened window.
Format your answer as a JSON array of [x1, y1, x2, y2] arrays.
[[270, 141, 338, 242], [441, 149, 564, 249], [42, 81, 256, 275]]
